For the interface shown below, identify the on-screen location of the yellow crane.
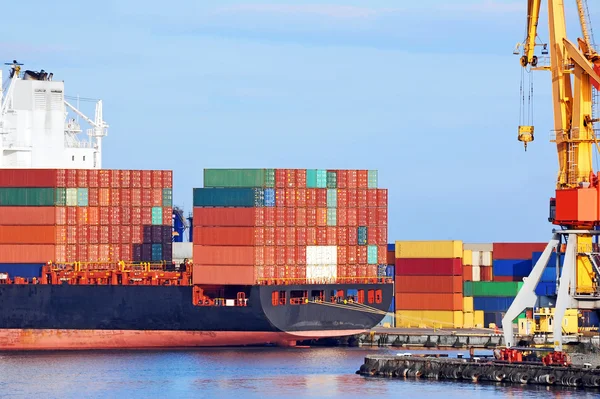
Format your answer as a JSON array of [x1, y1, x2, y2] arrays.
[[503, 0, 600, 351]]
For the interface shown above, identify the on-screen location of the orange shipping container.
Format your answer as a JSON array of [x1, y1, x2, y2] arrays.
[[395, 293, 463, 311], [0, 244, 55, 263], [193, 227, 257, 246], [192, 208, 260, 227], [395, 275, 463, 294], [463, 265, 473, 282], [0, 207, 56, 225], [193, 245, 255, 265], [192, 265, 256, 285], [0, 226, 56, 244]]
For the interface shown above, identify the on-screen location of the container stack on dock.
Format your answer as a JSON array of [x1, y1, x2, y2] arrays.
[[0, 169, 173, 278], [192, 169, 388, 286]]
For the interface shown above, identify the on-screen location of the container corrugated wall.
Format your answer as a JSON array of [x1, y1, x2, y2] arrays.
[[395, 240, 463, 259]]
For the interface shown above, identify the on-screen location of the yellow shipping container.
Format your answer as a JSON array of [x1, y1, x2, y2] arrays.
[[577, 257, 595, 294], [463, 297, 474, 313], [462, 249, 472, 266], [463, 312, 474, 328], [474, 311, 484, 328], [395, 240, 463, 259], [395, 310, 463, 328]]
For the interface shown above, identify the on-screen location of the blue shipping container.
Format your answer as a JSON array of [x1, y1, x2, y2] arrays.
[[0, 263, 43, 278], [492, 259, 533, 277], [474, 296, 515, 312], [386, 265, 395, 277], [387, 243, 395, 252], [264, 188, 275, 207], [193, 188, 264, 207], [581, 310, 600, 328], [535, 282, 557, 296], [357, 226, 368, 245], [483, 312, 504, 328]]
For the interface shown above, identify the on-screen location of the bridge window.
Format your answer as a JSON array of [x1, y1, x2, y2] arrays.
[[311, 289, 324, 302], [279, 290, 286, 305], [290, 290, 308, 305]]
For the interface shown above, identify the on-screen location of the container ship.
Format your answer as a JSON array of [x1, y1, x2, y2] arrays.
[[0, 61, 393, 350]]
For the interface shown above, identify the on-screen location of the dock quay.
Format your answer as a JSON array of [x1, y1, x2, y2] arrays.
[[354, 328, 505, 349], [357, 354, 600, 388]]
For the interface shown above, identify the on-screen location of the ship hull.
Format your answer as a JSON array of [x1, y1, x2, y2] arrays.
[[0, 282, 392, 350]]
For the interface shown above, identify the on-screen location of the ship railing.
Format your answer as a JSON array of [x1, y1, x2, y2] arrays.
[[256, 276, 393, 285]]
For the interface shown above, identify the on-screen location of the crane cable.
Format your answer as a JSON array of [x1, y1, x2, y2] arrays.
[[519, 65, 535, 128]]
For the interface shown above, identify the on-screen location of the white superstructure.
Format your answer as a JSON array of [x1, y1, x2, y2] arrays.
[[0, 61, 108, 169]]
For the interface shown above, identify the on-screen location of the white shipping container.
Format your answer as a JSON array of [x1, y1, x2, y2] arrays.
[[306, 246, 337, 265], [172, 242, 193, 262], [482, 251, 492, 266], [472, 265, 481, 282], [463, 243, 493, 251], [306, 264, 337, 283], [471, 251, 480, 267], [66, 188, 78, 206]]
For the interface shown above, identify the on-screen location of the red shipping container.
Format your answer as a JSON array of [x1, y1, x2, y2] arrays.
[[109, 207, 121, 225], [99, 226, 110, 244], [110, 170, 121, 188], [131, 171, 142, 188], [55, 170, 66, 187], [192, 208, 259, 227], [296, 169, 307, 188], [306, 208, 316, 227], [66, 244, 77, 262], [316, 189, 327, 207], [55, 207, 66, 225], [395, 275, 463, 293], [120, 188, 131, 207], [395, 258, 462, 276], [254, 208, 264, 227], [77, 244, 88, 261], [357, 189, 367, 207], [337, 189, 348, 208], [150, 188, 162, 206], [55, 244, 66, 262], [377, 189, 388, 207], [357, 246, 367, 264], [285, 189, 296, 207], [338, 246, 347, 264], [254, 247, 265, 266], [151, 170, 162, 188], [285, 227, 295, 246], [285, 169, 296, 188], [162, 171, 173, 188], [492, 242, 548, 259], [121, 170, 131, 188], [347, 189, 357, 208], [265, 246, 275, 265], [88, 206, 100, 225], [88, 170, 99, 188], [348, 226, 358, 245], [493, 275, 519, 282], [338, 227, 348, 246], [131, 207, 141, 225], [276, 208, 286, 227], [305, 189, 316, 207], [377, 208, 388, 226], [347, 170, 358, 188], [141, 207, 152, 225], [55, 226, 66, 244], [88, 225, 99, 244], [264, 208, 275, 227], [367, 264, 378, 278], [110, 244, 121, 262], [337, 208, 347, 227], [367, 226, 377, 245], [316, 208, 327, 227], [275, 227, 286, 246], [306, 227, 317, 245], [357, 208, 367, 226], [0, 207, 55, 225], [296, 189, 307, 207], [66, 207, 77, 225], [121, 225, 132, 244], [347, 246, 357, 264], [377, 226, 388, 246], [357, 265, 368, 278], [357, 170, 368, 189], [316, 227, 327, 245], [296, 227, 307, 246], [275, 189, 285, 207], [276, 246, 286, 266], [162, 207, 171, 225], [192, 265, 257, 286], [378, 245, 387, 264], [286, 246, 296, 265], [286, 207, 296, 226], [141, 170, 152, 188], [142, 188, 152, 207], [367, 189, 378, 207], [255, 228, 265, 246], [194, 245, 255, 265], [77, 169, 88, 188], [0, 169, 57, 187], [66, 169, 77, 188], [463, 265, 473, 282], [121, 207, 131, 225], [131, 188, 142, 207], [326, 227, 337, 245], [297, 246, 306, 265], [275, 169, 286, 188], [98, 170, 110, 188], [88, 188, 99, 207], [121, 244, 132, 261], [193, 227, 256, 246], [132, 225, 143, 244], [337, 170, 348, 189], [77, 207, 88, 225], [387, 250, 395, 266], [295, 208, 306, 227], [110, 226, 121, 244], [98, 188, 110, 206], [98, 244, 110, 262], [395, 293, 463, 311], [264, 227, 275, 246], [367, 208, 377, 227]]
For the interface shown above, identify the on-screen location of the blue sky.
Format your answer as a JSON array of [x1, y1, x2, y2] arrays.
[[3, 0, 599, 243]]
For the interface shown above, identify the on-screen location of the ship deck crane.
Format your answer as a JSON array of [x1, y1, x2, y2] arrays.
[[503, 0, 600, 352]]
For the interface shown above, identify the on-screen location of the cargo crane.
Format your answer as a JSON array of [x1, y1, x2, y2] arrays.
[[503, 0, 600, 351]]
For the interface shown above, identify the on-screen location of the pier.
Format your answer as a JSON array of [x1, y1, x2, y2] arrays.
[[356, 328, 504, 349]]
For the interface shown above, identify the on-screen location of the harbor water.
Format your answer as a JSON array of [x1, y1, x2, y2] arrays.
[[0, 347, 598, 398]]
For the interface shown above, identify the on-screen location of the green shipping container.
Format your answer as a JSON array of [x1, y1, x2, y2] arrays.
[[193, 188, 264, 207], [265, 169, 275, 188], [368, 170, 378, 189], [327, 208, 337, 226], [162, 188, 173, 207], [306, 169, 317, 188], [326, 189, 337, 208], [151, 206, 163, 225], [0, 188, 55, 206], [66, 188, 78, 206], [326, 171, 337, 188], [203, 169, 265, 188], [55, 188, 66, 206], [316, 170, 327, 188], [463, 281, 524, 297], [367, 245, 378, 265], [77, 188, 89, 207]]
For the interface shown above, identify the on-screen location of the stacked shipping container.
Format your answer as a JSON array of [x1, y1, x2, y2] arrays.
[[192, 169, 388, 286], [0, 169, 173, 277]]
